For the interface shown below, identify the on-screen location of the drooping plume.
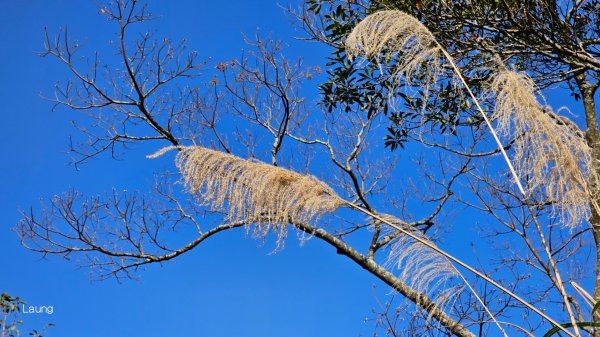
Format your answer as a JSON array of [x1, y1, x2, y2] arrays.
[[149, 146, 343, 228], [491, 70, 595, 228], [345, 10, 442, 83], [379, 215, 462, 308]]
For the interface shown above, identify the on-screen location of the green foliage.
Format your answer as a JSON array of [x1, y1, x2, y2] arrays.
[[307, 0, 392, 121], [1, 293, 25, 337], [0, 293, 53, 337]]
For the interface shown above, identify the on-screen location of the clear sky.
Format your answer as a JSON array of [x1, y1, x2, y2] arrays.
[[0, 1, 382, 336]]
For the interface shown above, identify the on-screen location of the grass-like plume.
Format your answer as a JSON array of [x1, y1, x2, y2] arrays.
[[149, 146, 343, 236], [491, 70, 595, 229], [381, 216, 462, 312], [380, 215, 459, 300], [346, 10, 443, 86]]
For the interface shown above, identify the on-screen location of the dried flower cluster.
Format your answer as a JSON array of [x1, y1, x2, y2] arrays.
[[491, 70, 594, 228], [149, 146, 343, 228], [380, 215, 461, 308], [346, 10, 442, 85]]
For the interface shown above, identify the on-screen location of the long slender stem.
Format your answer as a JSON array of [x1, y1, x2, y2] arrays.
[[436, 45, 581, 336], [344, 200, 576, 337]]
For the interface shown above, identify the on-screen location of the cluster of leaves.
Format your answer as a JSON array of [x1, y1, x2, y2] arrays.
[[310, 0, 392, 118], [0, 293, 53, 337], [1, 293, 24, 337]]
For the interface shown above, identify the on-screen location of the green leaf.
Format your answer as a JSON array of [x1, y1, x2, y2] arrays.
[[592, 300, 600, 316], [544, 322, 600, 337]]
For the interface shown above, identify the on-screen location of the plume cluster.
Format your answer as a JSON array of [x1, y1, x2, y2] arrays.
[[345, 10, 442, 84], [346, 9, 596, 229], [491, 70, 595, 228], [347, 10, 465, 306], [150, 146, 343, 229]]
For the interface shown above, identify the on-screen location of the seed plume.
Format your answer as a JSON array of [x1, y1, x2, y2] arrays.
[[379, 215, 461, 307], [149, 146, 343, 227], [491, 70, 595, 228], [346, 10, 442, 82]]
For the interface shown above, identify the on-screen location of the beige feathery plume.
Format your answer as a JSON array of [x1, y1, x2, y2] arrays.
[[379, 215, 462, 307], [149, 146, 343, 229], [491, 70, 595, 229], [388, 234, 459, 298], [346, 10, 442, 84]]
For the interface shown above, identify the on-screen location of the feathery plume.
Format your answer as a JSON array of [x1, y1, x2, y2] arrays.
[[380, 215, 461, 307], [149, 146, 343, 230], [346, 10, 442, 84], [491, 70, 595, 228]]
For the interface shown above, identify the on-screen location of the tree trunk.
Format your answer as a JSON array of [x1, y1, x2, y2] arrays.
[[576, 73, 600, 336]]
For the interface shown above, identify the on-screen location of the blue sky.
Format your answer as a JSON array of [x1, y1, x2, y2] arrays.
[[0, 1, 382, 336]]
